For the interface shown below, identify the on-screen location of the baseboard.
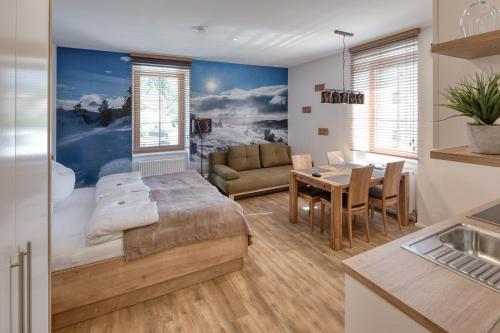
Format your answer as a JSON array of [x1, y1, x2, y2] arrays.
[[414, 223, 426, 229]]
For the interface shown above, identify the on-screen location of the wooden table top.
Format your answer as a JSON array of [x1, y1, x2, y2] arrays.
[[290, 164, 408, 189], [343, 199, 500, 333]]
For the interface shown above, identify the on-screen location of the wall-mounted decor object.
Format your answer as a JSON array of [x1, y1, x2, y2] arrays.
[[302, 106, 312, 113], [315, 83, 326, 92], [320, 30, 364, 105], [190, 60, 288, 174], [56, 47, 133, 187], [460, 0, 497, 37], [440, 71, 500, 154], [318, 128, 329, 136]]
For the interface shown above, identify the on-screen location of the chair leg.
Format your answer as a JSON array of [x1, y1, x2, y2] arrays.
[[382, 206, 388, 236], [395, 201, 402, 231], [364, 209, 370, 243], [348, 213, 353, 248], [320, 203, 325, 234], [309, 201, 314, 232], [370, 204, 374, 219]]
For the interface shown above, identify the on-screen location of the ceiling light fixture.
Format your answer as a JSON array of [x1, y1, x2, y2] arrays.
[[321, 30, 364, 105], [192, 25, 208, 33]]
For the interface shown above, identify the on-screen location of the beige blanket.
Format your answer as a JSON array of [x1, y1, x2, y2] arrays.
[[123, 170, 251, 260]]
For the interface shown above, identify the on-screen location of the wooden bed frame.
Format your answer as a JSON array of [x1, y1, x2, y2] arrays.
[[52, 234, 248, 330]]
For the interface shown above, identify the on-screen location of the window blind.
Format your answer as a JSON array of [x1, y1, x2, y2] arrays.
[[132, 58, 190, 154], [350, 31, 419, 158]]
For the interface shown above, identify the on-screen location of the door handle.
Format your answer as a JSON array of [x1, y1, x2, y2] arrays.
[[25, 242, 31, 333], [9, 242, 31, 333]]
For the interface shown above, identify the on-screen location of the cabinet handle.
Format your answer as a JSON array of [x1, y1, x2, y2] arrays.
[[18, 250, 24, 333], [26, 242, 31, 333], [9, 242, 31, 333]]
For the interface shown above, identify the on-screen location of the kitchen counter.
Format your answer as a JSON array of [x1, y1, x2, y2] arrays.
[[343, 199, 500, 333]]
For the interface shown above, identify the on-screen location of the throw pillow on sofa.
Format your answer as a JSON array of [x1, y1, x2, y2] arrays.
[[212, 165, 241, 181], [227, 145, 261, 171], [260, 143, 290, 168]]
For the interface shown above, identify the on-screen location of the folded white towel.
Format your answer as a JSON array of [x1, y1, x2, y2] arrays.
[[96, 179, 150, 203], [87, 200, 159, 245], [96, 171, 142, 187], [97, 190, 151, 207]]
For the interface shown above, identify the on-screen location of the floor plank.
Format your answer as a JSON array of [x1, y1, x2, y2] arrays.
[[54, 191, 418, 333]]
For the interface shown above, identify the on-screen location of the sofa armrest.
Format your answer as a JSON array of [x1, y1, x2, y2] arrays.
[[212, 165, 240, 181]]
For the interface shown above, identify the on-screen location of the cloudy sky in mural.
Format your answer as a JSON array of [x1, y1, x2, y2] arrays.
[[190, 60, 288, 174], [57, 48, 131, 112]]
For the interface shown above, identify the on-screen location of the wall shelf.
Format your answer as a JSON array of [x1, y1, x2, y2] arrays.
[[430, 146, 500, 167], [431, 30, 500, 59]]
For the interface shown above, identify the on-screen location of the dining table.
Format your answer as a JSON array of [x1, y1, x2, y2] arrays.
[[289, 163, 410, 250]]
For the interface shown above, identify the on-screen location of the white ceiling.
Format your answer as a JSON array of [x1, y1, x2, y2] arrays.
[[52, 0, 432, 68]]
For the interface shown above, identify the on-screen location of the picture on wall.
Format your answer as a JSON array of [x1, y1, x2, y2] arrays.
[[190, 60, 288, 174], [56, 47, 132, 187]]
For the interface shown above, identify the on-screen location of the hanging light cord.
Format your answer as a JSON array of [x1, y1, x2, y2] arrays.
[[342, 34, 346, 91]]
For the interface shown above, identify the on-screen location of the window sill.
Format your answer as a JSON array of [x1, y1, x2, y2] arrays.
[[351, 150, 418, 171], [132, 149, 188, 160]]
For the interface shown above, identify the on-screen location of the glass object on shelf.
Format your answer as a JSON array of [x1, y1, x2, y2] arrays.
[[460, 0, 498, 37]]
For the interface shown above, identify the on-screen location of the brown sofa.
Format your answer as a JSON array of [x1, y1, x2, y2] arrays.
[[209, 143, 292, 199]]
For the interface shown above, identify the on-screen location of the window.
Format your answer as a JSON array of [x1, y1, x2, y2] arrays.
[[350, 29, 419, 158], [132, 55, 190, 154]]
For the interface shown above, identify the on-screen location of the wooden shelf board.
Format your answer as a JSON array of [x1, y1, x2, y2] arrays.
[[430, 146, 500, 167], [431, 29, 500, 59]]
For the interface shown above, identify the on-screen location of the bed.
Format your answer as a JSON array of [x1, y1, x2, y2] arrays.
[[51, 170, 250, 330]]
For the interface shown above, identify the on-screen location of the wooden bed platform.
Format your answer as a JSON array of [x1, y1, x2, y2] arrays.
[[52, 235, 248, 330]]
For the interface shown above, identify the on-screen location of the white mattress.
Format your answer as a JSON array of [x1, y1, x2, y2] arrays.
[[51, 187, 123, 272]]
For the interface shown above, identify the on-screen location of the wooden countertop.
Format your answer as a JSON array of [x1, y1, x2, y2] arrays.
[[343, 199, 500, 333]]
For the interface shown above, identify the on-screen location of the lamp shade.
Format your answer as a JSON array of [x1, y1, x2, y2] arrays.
[[193, 118, 212, 134]]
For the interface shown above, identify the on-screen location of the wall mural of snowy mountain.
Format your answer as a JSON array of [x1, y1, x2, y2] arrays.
[[190, 60, 288, 174], [56, 47, 132, 188]]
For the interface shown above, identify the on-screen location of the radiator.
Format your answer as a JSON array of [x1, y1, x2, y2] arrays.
[[133, 157, 187, 177]]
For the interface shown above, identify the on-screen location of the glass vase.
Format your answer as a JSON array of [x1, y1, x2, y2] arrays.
[[460, 0, 498, 37]]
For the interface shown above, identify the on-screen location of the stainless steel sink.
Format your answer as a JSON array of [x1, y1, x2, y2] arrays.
[[402, 223, 500, 293]]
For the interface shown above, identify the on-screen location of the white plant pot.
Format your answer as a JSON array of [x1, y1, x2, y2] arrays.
[[467, 123, 500, 154]]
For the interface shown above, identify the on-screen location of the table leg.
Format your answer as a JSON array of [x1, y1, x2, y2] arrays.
[[289, 173, 298, 224], [399, 174, 410, 226], [331, 185, 343, 250]]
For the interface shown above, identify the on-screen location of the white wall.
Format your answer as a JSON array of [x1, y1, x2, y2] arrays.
[[288, 52, 350, 165], [288, 29, 431, 215], [417, 0, 500, 226]]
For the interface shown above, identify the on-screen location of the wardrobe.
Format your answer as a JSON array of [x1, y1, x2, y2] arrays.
[[0, 0, 50, 332]]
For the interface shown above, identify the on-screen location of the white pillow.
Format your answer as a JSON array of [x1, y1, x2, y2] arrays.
[[51, 161, 76, 207]]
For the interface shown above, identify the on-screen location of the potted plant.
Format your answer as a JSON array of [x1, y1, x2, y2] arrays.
[[441, 72, 500, 154]]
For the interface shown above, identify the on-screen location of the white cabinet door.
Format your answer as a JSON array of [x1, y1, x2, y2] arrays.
[[0, 0, 19, 332], [15, 0, 50, 331]]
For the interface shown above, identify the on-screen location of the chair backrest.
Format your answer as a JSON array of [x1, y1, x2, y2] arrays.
[[327, 151, 345, 166], [348, 166, 374, 208], [383, 161, 405, 199], [292, 154, 313, 170]]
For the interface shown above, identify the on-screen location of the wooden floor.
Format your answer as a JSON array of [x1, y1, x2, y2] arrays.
[[55, 191, 418, 333]]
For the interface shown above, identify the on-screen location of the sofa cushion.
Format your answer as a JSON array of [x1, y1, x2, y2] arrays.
[[212, 165, 240, 181], [227, 145, 261, 171], [224, 164, 292, 194], [259, 143, 290, 168]]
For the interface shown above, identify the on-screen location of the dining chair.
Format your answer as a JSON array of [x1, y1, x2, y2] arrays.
[[320, 165, 374, 247], [368, 161, 405, 235], [292, 154, 327, 232], [326, 151, 345, 166]]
